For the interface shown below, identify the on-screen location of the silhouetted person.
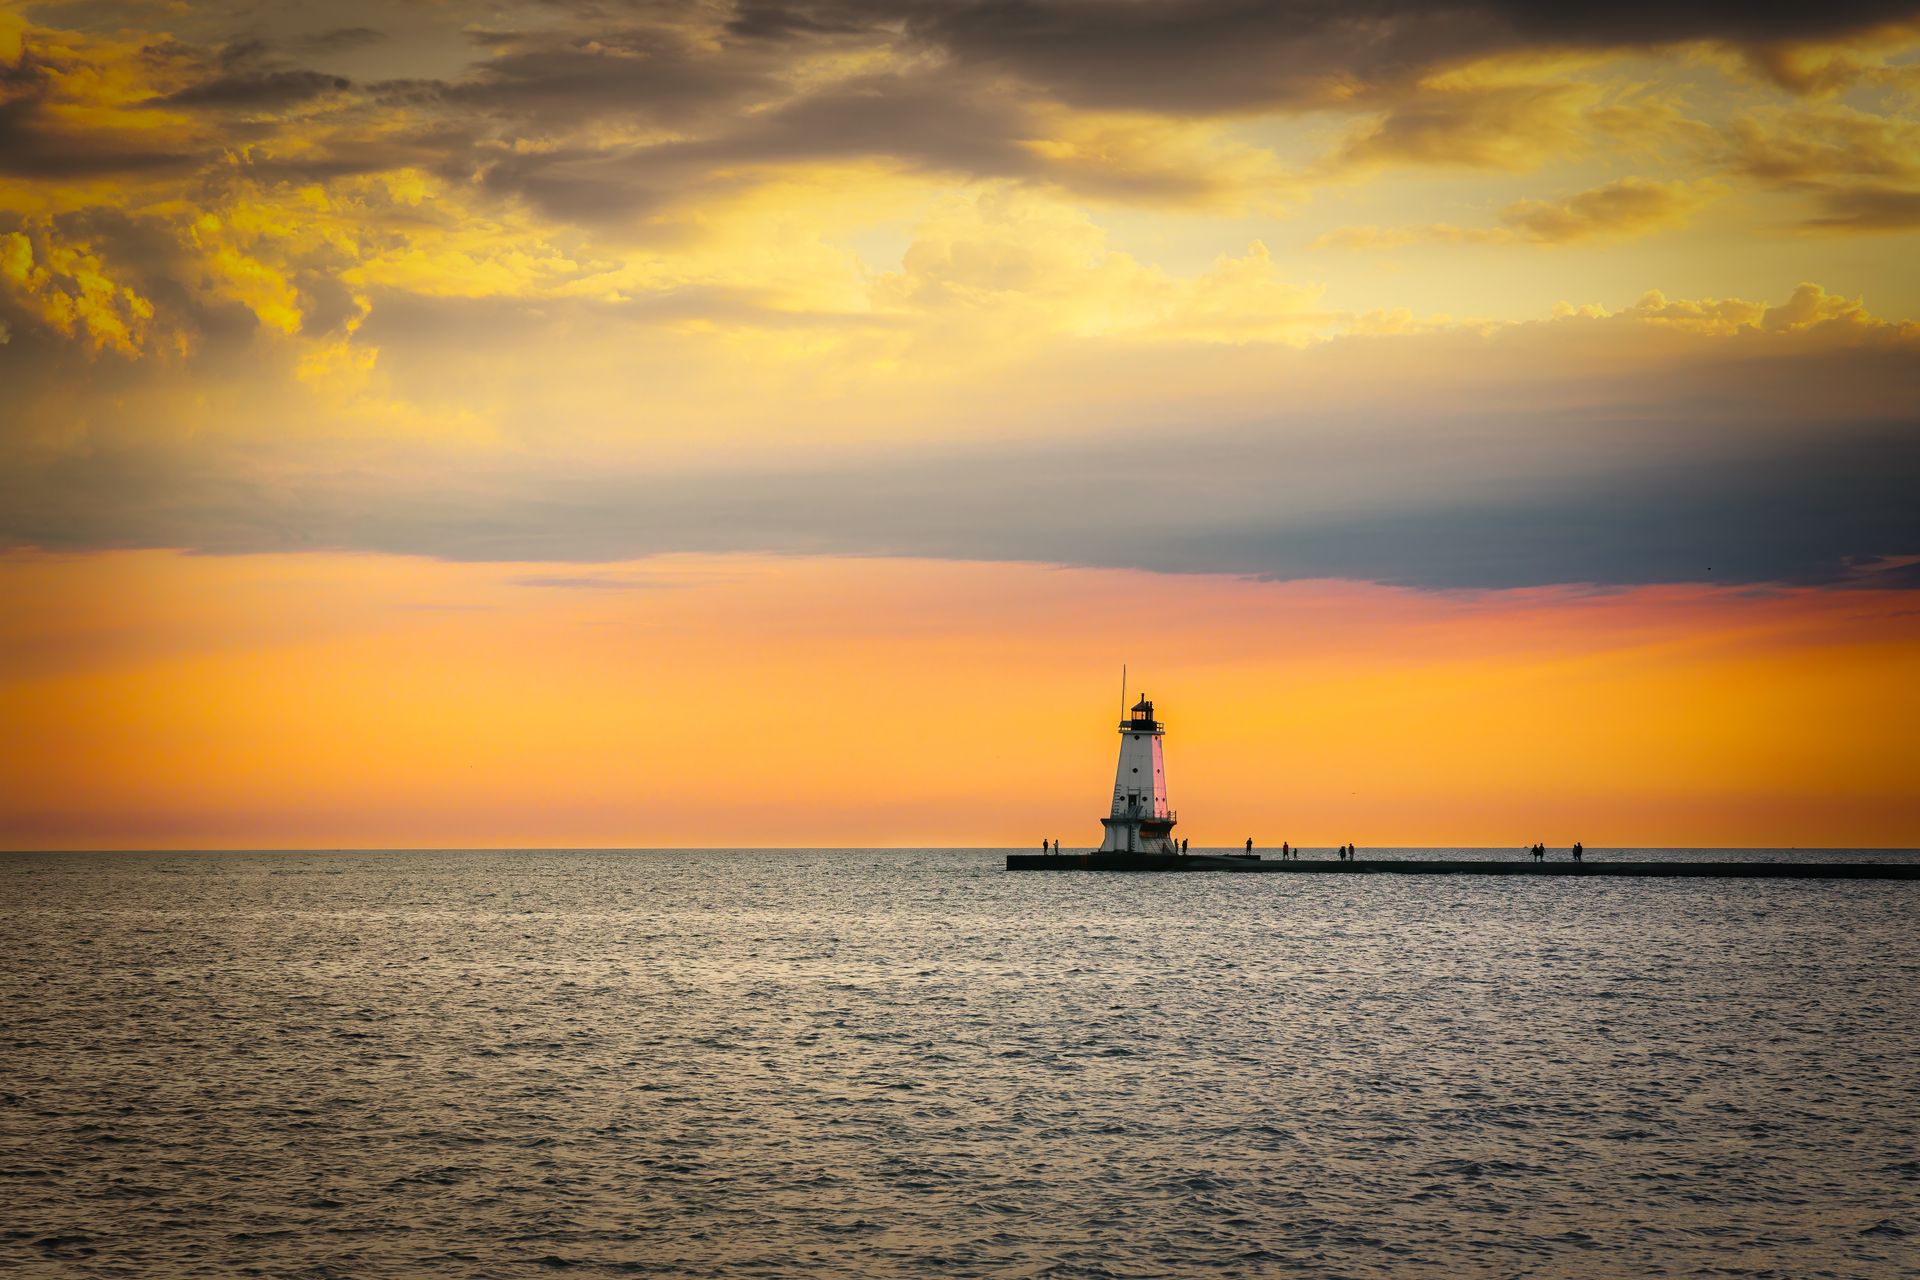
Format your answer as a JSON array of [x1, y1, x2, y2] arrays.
[[1181, 838, 1189, 854], [1572, 841, 1583, 862], [1350, 843, 1358, 860], [1246, 837, 1253, 853], [1282, 841, 1290, 860]]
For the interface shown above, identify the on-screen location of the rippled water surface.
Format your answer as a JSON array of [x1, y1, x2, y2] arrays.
[[3, 849, 1917, 1278]]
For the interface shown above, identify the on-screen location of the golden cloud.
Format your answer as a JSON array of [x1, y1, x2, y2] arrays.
[[0, 226, 157, 356], [1557, 282, 1881, 338], [873, 188, 1326, 345], [1315, 178, 1716, 250], [1331, 83, 1602, 173], [1722, 22, 1920, 96], [1725, 105, 1920, 186], [1500, 177, 1718, 242]]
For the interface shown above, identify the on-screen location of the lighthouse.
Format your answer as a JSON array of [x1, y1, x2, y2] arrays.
[[1098, 695, 1179, 854]]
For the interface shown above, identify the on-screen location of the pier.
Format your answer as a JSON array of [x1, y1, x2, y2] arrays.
[[1005, 854, 1919, 879]]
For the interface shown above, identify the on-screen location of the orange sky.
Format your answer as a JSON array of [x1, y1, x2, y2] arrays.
[[4, 550, 1915, 849]]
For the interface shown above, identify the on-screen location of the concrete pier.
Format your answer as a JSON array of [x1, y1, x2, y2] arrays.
[[1004, 854, 1919, 879]]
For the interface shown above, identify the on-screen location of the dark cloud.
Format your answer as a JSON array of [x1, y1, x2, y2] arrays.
[[1852, 558, 1920, 589], [477, 144, 677, 222], [0, 50, 196, 176], [1497, 0, 1918, 46], [726, 1, 869, 39], [292, 27, 388, 55], [902, 1, 1500, 113], [216, 37, 272, 68], [6, 318, 1915, 589], [475, 68, 1242, 222], [156, 69, 351, 109], [444, 27, 783, 129], [1802, 185, 1920, 231], [469, 68, 1049, 222], [230, 123, 483, 185], [0, 131, 196, 177], [724, 1, 1920, 113]]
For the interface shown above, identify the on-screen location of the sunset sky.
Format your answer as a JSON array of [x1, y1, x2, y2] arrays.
[[3, 0, 1917, 848]]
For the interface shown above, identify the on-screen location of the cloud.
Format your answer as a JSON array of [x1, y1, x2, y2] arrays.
[[1494, 1, 1918, 47], [1716, 105, 1920, 232], [1614, 282, 1878, 334], [1317, 178, 1715, 249], [0, 226, 156, 355], [3, 281, 1913, 590], [1499, 177, 1716, 241], [291, 28, 387, 56], [873, 190, 1326, 341], [1725, 20, 1920, 94], [1800, 184, 1920, 231], [1725, 106, 1920, 185], [2, 3, 1915, 602], [155, 69, 351, 110], [846, 0, 1920, 113], [1330, 83, 1601, 174], [470, 67, 1292, 224], [444, 25, 786, 130], [0, 24, 204, 178]]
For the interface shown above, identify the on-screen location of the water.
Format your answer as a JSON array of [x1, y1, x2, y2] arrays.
[[3, 849, 1916, 1278]]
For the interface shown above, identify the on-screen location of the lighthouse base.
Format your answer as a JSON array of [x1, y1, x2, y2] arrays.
[[1098, 816, 1178, 855]]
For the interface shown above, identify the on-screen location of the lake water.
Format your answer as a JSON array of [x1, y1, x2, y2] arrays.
[[3, 849, 1916, 1277]]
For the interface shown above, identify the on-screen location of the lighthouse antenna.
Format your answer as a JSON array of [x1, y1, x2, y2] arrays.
[[1119, 664, 1127, 722]]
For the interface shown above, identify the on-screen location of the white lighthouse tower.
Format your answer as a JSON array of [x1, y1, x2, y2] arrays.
[[1098, 695, 1178, 854]]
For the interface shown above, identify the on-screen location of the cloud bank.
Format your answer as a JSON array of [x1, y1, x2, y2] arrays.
[[1, 1, 1917, 591]]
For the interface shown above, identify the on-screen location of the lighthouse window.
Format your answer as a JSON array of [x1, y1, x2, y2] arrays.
[[1132, 767, 1139, 773]]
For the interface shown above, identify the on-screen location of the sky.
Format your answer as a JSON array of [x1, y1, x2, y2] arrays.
[[2, 0, 1917, 848]]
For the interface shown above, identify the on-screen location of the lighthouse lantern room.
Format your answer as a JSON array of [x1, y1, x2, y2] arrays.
[[1098, 695, 1178, 854]]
